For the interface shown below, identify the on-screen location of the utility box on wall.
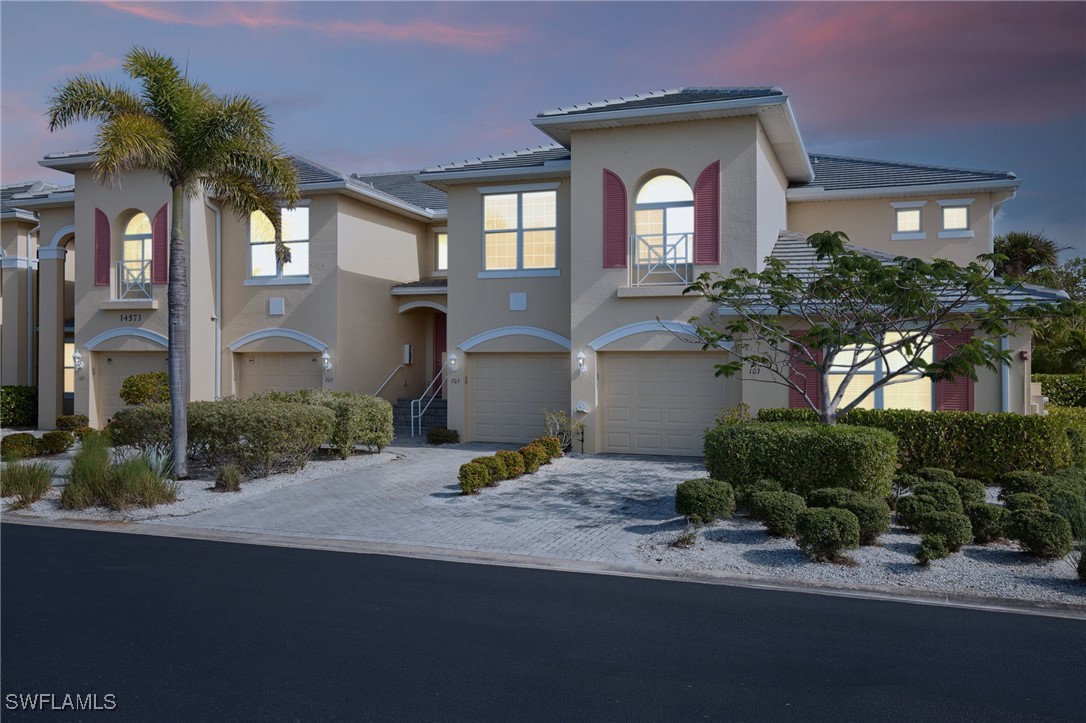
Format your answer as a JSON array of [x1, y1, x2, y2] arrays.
[[403, 344, 413, 365]]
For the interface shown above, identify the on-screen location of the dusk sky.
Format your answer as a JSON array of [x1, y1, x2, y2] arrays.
[[2, 1, 1083, 257]]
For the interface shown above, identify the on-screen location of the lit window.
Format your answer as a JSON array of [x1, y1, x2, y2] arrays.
[[943, 206, 968, 231], [120, 213, 153, 299], [483, 191, 556, 270], [634, 174, 694, 266], [436, 232, 448, 272], [250, 206, 309, 277], [64, 342, 75, 395], [895, 208, 921, 234], [827, 333, 934, 411]]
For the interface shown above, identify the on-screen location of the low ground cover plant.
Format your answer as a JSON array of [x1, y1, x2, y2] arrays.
[[675, 479, 735, 524], [2, 458, 55, 509]]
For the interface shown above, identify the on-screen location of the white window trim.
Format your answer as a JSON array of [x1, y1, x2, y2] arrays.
[[477, 269, 560, 279], [249, 202, 311, 280], [892, 232, 927, 241], [481, 189, 558, 274], [244, 276, 312, 287], [890, 201, 927, 240], [890, 200, 928, 209], [937, 198, 974, 237], [477, 182, 561, 194], [433, 226, 448, 276], [939, 230, 975, 240]]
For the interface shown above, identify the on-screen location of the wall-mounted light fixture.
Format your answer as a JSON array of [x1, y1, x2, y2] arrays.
[[72, 349, 83, 371], [321, 350, 332, 371], [576, 350, 587, 376], [448, 352, 458, 372]]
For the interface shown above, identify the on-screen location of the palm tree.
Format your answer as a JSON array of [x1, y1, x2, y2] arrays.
[[993, 231, 1067, 279], [48, 47, 299, 477]]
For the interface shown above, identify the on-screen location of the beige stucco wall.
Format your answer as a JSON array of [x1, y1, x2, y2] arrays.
[[34, 205, 76, 427], [755, 121, 789, 267], [787, 192, 996, 264], [1, 216, 39, 387]]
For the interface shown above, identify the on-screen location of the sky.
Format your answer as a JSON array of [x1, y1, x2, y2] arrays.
[[2, 0, 1083, 257]]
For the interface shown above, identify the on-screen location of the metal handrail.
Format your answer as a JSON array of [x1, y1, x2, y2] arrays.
[[117, 259, 153, 299], [374, 364, 405, 397], [630, 233, 693, 286], [411, 361, 449, 437]]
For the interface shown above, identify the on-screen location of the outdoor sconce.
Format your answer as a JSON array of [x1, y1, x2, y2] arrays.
[[448, 352, 458, 372], [72, 349, 83, 371], [576, 350, 587, 376], [321, 350, 332, 371]]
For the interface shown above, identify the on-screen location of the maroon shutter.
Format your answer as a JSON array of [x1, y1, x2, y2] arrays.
[[151, 203, 168, 284], [693, 161, 720, 265], [788, 337, 823, 409], [602, 169, 627, 268], [935, 329, 975, 411], [94, 208, 110, 286]]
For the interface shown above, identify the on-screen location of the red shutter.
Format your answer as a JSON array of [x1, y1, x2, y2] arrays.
[[602, 169, 627, 268], [788, 337, 823, 409], [694, 161, 720, 265], [94, 208, 110, 286], [935, 329, 975, 411], [152, 203, 168, 284]]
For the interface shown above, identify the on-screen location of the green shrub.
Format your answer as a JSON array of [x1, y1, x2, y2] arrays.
[[806, 487, 862, 509], [2, 458, 55, 508], [749, 490, 806, 537], [0, 386, 37, 427], [495, 450, 526, 478], [1003, 493, 1050, 514], [704, 423, 896, 500], [917, 467, 958, 485], [518, 443, 548, 474], [262, 390, 393, 456], [837, 496, 892, 546], [1009, 510, 1074, 558], [965, 502, 1008, 544], [458, 462, 490, 495], [119, 371, 169, 405], [536, 436, 563, 460], [1034, 374, 1086, 407], [917, 534, 951, 565], [108, 404, 173, 456], [890, 472, 924, 510], [73, 426, 94, 441], [471, 456, 508, 485], [543, 408, 583, 452], [734, 478, 782, 513], [215, 462, 243, 492], [38, 431, 74, 455], [913, 510, 973, 552], [911, 481, 963, 513], [60, 433, 176, 511], [997, 471, 1056, 500], [757, 407, 1076, 479], [675, 479, 736, 524], [796, 508, 861, 562], [1050, 467, 1086, 492], [1045, 407, 1086, 468], [55, 414, 88, 431], [1078, 549, 1086, 583], [426, 427, 460, 445], [188, 399, 334, 477], [950, 477, 987, 506], [1046, 485, 1086, 539], [897, 494, 939, 531], [1, 433, 38, 460]]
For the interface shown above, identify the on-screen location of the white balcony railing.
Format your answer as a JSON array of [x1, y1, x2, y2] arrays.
[[117, 259, 153, 300], [630, 233, 693, 286]]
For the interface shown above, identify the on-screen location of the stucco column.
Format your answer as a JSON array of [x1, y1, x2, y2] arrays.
[[36, 247, 66, 429]]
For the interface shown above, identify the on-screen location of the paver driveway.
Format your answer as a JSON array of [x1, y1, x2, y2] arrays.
[[148, 442, 705, 563]]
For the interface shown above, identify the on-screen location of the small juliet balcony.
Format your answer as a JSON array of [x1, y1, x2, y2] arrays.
[[630, 232, 694, 286], [117, 259, 153, 300]]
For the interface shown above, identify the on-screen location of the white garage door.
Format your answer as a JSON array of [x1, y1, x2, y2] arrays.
[[237, 352, 324, 398], [601, 352, 729, 456], [471, 353, 569, 444], [95, 351, 168, 424]]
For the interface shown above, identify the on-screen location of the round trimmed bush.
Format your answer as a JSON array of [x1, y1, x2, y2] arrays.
[[749, 490, 806, 537], [917, 467, 958, 485], [950, 477, 987, 506], [495, 450, 526, 479], [536, 436, 562, 460], [471, 456, 508, 485], [518, 444, 547, 473], [897, 494, 940, 531], [838, 496, 892, 546], [1003, 493, 1049, 514], [55, 414, 88, 431], [893, 472, 924, 492], [916, 534, 951, 565], [38, 430, 74, 455], [675, 478, 735, 524], [1009, 510, 1073, 558], [911, 481, 963, 513], [734, 478, 782, 513], [998, 471, 1055, 500], [119, 371, 169, 405], [1046, 485, 1086, 539], [914, 510, 973, 552], [796, 508, 861, 562], [458, 462, 490, 495], [965, 502, 1008, 544], [1, 433, 38, 460], [426, 427, 460, 445], [806, 487, 863, 509]]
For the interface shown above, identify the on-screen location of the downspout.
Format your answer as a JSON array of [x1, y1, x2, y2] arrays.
[[1000, 335, 1011, 413], [203, 195, 222, 399], [28, 224, 39, 384]]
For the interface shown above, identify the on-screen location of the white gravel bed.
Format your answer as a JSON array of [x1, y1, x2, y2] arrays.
[[2, 446, 396, 522], [634, 515, 1085, 607]]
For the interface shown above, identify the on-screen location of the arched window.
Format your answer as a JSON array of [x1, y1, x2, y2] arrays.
[[633, 174, 693, 283], [119, 213, 152, 298]]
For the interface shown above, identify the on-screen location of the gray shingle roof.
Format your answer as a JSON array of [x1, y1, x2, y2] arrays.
[[797, 154, 1016, 192], [351, 172, 447, 211], [391, 277, 448, 290], [290, 156, 345, 185], [537, 87, 783, 117], [2, 181, 64, 212], [421, 144, 571, 175]]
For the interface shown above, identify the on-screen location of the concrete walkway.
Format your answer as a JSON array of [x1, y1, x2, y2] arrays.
[[147, 442, 705, 563]]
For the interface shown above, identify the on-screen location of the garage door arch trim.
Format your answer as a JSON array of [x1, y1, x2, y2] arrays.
[[458, 325, 571, 352], [228, 328, 328, 352], [588, 320, 732, 351], [84, 327, 168, 350]]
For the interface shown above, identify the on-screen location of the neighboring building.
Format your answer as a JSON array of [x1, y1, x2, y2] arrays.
[[0, 86, 1054, 455]]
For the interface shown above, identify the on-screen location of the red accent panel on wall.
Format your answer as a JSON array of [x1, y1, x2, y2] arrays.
[[94, 208, 110, 286], [152, 203, 168, 284], [693, 161, 720, 265], [935, 329, 975, 411], [788, 337, 823, 409], [602, 169, 627, 268]]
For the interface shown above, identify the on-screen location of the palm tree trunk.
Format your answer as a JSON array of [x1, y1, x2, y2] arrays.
[[168, 182, 190, 478]]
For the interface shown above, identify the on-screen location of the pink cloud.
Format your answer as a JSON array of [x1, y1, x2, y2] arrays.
[[98, 1, 517, 51], [51, 51, 120, 79]]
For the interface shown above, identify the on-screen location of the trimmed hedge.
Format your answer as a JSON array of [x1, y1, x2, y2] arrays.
[[458, 462, 490, 494], [426, 427, 460, 445], [917, 535, 951, 564], [704, 423, 896, 500], [749, 490, 806, 537], [675, 479, 736, 524], [56, 414, 89, 431], [734, 479, 782, 513], [262, 390, 393, 456], [1, 386, 37, 427], [39, 431, 74, 455], [897, 495, 939, 531], [495, 450, 525, 478], [108, 404, 173, 456], [950, 477, 987, 506], [1034, 374, 1086, 408], [537, 436, 563, 460], [913, 510, 973, 552], [119, 372, 170, 405], [796, 508, 861, 562], [965, 502, 1008, 544], [1049, 407, 1086, 468], [519, 443, 548, 473], [1009, 510, 1073, 558], [1, 433, 38, 460], [757, 407, 1077, 479], [471, 456, 508, 485], [911, 481, 963, 514], [1003, 493, 1050, 514]]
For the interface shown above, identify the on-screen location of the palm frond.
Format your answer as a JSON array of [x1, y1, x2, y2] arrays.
[[48, 76, 145, 130], [92, 113, 177, 186], [123, 47, 186, 128]]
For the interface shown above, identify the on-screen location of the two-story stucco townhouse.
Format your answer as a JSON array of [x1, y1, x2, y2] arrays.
[[1, 86, 1059, 455]]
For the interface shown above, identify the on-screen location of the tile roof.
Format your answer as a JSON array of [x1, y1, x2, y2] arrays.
[[420, 144, 571, 175], [1, 181, 65, 212], [537, 87, 783, 117], [290, 156, 345, 185], [391, 277, 448, 291], [797, 154, 1016, 192], [351, 171, 447, 211]]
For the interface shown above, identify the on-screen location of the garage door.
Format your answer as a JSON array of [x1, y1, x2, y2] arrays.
[[600, 352, 729, 456], [237, 352, 324, 398], [471, 353, 569, 443], [94, 351, 168, 424]]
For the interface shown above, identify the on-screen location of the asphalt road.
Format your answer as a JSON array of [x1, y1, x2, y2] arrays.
[[2, 523, 1084, 722]]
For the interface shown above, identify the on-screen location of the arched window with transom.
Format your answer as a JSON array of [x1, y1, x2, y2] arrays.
[[633, 174, 693, 285], [119, 212, 153, 299]]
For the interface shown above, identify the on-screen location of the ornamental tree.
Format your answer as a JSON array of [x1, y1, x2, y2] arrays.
[[683, 231, 1077, 425]]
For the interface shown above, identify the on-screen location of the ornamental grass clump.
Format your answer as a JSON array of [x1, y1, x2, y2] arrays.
[[796, 508, 861, 563], [749, 490, 806, 537], [2, 459, 55, 509], [675, 479, 735, 525], [215, 462, 243, 492], [61, 438, 177, 511]]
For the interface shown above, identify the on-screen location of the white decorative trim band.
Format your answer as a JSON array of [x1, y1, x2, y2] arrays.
[[477, 269, 560, 279], [936, 198, 975, 206], [890, 200, 928, 209], [398, 300, 449, 314], [227, 327, 328, 352], [37, 247, 68, 260], [0, 256, 37, 270], [457, 325, 571, 351], [47, 224, 76, 249], [938, 230, 975, 240], [244, 276, 312, 287], [476, 182, 562, 194], [588, 320, 730, 350], [84, 327, 168, 350], [891, 232, 926, 241]]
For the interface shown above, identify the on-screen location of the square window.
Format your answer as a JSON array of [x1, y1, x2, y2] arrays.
[[482, 190, 557, 271], [943, 206, 968, 230], [250, 205, 309, 278], [896, 208, 921, 233]]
